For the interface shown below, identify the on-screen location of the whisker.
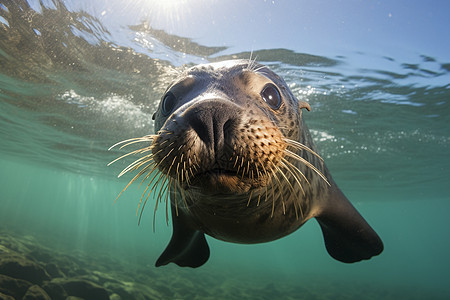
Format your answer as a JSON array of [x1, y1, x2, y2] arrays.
[[112, 172, 140, 206], [109, 133, 183, 230], [256, 157, 271, 209], [137, 163, 159, 189], [158, 155, 178, 226], [107, 146, 150, 167], [136, 166, 162, 216], [113, 160, 157, 206], [165, 178, 173, 225], [282, 158, 310, 185], [126, 155, 155, 171], [281, 158, 308, 193], [139, 172, 165, 227], [247, 189, 254, 207], [233, 155, 240, 168], [178, 180, 188, 210], [118, 154, 153, 177], [275, 163, 296, 194], [108, 135, 155, 151], [148, 153, 177, 221], [175, 161, 188, 210], [284, 138, 324, 162], [270, 176, 276, 217], [134, 147, 175, 217], [264, 182, 269, 206], [174, 163, 180, 217], [152, 174, 170, 231], [253, 64, 268, 74], [246, 53, 259, 72], [279, 159, 306, 219], [285, 149, 330, 186], [134, 149, 170, 189], [270, 167, 286, 215], [257, 187, 263, 206], [160, 177, 172, 225], [278, 161, 302, 219], [117, 138, 154, 150]]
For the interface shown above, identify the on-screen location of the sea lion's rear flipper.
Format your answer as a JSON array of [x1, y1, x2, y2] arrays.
[[316, 184, 383, 263], [155, 206, 210, 268]]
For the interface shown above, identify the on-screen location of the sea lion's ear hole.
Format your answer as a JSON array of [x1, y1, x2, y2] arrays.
[[261, 83, 282, 110], [152, 112, 156, 120], [299, 101, 311, 111], [161, 91, 177, 116]]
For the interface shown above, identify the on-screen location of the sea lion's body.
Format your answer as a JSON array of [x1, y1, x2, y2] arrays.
[[115, 60, 383, 267]]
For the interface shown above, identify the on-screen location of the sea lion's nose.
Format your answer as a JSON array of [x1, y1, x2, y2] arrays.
[[183, 99, 239, 154]]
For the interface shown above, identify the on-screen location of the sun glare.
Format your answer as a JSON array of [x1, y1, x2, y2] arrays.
[[154, 0, 189, 10], [139, 0, 203, 34]]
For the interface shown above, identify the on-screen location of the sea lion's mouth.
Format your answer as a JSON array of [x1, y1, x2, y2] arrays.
[[207, 168, 237, 176], [189, 168, 237, 182], [185, 168, 245, 194]]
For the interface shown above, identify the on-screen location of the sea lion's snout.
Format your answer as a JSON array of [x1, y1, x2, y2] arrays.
[[182, 99, 240, 157], [154, 98, 246, 194]]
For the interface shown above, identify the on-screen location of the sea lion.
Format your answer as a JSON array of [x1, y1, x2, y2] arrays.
[[109, 59, 383, 268]]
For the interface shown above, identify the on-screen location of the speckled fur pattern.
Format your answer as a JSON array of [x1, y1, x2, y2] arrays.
[[151, 60, 332, 243]]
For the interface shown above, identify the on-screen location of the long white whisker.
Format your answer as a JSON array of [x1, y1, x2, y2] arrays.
[[108, 135, 155, 151], [285, 149, 330, 186], [284, 138, 324, 162]]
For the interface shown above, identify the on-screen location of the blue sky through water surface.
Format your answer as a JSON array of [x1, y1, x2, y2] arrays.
[[59, 0, 450, 62]]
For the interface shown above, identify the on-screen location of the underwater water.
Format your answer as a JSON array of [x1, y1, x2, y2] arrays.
[[1, 0, 450, 299]]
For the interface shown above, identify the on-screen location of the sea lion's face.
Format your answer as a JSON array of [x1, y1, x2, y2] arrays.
[[151, 60, 310, 196]]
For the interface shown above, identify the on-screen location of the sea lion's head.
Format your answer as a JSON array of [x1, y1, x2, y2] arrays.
[[109, 60, 327, 224], [150, 60, 312, 196]]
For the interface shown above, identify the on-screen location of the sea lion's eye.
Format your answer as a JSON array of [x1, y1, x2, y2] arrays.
[[261, 83, 281, 110], [161, 91, 177, 116]]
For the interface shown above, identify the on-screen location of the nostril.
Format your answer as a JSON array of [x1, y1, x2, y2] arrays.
[[184, 100, 240, 153], [190, 112, 213, 147], [223, 119, 233, 134], [222, 119, 235, 142]]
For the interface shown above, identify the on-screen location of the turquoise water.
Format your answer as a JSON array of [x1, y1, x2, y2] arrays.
[[1, 1, 450, 299]]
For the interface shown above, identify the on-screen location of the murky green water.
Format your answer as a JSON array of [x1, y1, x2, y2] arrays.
[[1, 1, 449, 299]]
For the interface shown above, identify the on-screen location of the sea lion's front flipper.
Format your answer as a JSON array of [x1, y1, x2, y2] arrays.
[[155, 205, 210, 268], [316, 184, 383, 263]]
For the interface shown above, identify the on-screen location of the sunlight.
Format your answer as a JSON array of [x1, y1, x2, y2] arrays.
[[152, 0, 189, 10], [136, 0, 209, 35]]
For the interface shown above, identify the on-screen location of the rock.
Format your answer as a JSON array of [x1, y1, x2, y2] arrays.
[[109, 293, 121, 300], [55, 258, 83, 278], [104, 281, 134, 299], [0, 245, 12, 256], [41, 281, 68, 299], [104, 281, 164, 300], [152, 282, 173, 296], [45, 262, 65, 278], [0, 235, 31, 254], [22, 285, 51, 300], [72, 267, 89, 277], [0, 274, 32, 299], [27, 249, 53, 264], [0, 255, 51, 285], [92, 271, 122, 285], [52, 278, 109, 300], [0, 292, 15, 300], [76, 274, 101, 284]]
